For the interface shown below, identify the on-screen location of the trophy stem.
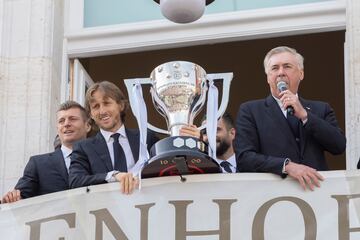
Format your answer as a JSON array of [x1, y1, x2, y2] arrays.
[[167, 110, 192, 136], [170, 124, 186, 136]]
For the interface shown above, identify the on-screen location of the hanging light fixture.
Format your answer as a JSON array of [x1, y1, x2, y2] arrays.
[[153, 0, 215, 24]]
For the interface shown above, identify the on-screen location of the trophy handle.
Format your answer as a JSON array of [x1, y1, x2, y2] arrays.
[[124, 78, 170, 135], [198, 72, 233, 130]]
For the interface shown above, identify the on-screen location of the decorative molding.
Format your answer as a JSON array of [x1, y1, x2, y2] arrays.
[[64, 0, 84, 34], [73, 59, 94, 106], [65, 1, 346, 58], [345, 0, 360, 170]]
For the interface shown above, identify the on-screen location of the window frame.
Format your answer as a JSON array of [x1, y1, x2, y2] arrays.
[[64, 0, 346, 58]]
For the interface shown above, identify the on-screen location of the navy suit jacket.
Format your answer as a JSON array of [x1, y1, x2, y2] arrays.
[[234, 95, 346, 176], [69, 128, 158, 188], [15, 148, 69, 199]]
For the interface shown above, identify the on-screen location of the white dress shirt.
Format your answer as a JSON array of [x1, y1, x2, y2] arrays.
[[100, 125, 135, 170], [101, 125, 135, 182], [215, 154, 237, 173], [272, 94, 307, 124], [61, 145, 72, 173], [273, 95, 289, 117]]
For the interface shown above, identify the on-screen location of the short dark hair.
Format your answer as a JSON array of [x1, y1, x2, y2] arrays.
[[57, 100, 89, 122], [85, 81, 128, 121], [200, 111, 234, 133], [220, 112, 235, 130]]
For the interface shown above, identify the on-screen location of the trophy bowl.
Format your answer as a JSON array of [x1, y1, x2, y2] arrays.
[[150, 61, 207, 136]]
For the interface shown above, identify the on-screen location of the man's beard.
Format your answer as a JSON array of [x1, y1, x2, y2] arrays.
[[216, 139, 231, 157]]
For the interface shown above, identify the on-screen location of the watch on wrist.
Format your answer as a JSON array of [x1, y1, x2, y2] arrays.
[[283, 158, 291, 174], [111, 171, 120, 182]]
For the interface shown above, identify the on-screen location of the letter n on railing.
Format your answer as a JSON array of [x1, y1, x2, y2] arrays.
[[90, 208, 129, 240]]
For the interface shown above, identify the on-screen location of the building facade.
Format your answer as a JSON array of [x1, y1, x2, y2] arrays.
[[0, 0, 359, 195]]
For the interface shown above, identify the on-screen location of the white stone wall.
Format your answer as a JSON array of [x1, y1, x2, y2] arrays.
[[0, 0, 64, 195], [345, 0, 360, 169]]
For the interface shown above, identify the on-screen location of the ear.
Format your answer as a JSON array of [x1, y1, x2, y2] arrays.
[[119, 101, 125, 112], [85, 121, 92, 133], [229, 128, 236, 139], [299, 69, 304, 81]]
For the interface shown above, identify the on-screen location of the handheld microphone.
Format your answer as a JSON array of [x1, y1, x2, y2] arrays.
[[277, 81, 294, 115]]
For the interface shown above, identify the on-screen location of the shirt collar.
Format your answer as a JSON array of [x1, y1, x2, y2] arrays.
[[272, 93, 298, 112], [215, 153, 236, 166], [100, 124, 127, 143], [61, 145, 72, 159]]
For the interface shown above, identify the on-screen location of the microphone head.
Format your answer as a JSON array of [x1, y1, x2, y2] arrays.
[[276, 81, 288, 92]]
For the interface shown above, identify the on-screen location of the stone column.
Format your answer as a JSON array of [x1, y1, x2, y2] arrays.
[[0, 0, 64, 195], [345, 0, 360, 169]]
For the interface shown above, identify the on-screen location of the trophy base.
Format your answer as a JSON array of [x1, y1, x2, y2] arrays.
[[142, 136, 221, 178]]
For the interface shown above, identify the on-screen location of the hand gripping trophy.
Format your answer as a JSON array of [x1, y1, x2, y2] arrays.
[[125, 61, 232, 179]]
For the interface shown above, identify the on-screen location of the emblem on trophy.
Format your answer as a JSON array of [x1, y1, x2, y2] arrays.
[[125, 61, 232, 178]]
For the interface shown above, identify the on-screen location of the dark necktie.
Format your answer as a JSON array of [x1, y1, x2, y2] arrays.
[[111, 133, 127, 172], [287, 113, 300, 142], [220, 161, 233, 173]]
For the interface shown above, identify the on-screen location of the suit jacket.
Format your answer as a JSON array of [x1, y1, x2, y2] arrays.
[[234, 95, 346, 176], [15, 148, 69, 199], [69, 128, 158, 188]]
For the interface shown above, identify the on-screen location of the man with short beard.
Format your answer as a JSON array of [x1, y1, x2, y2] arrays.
[[198, 112, 237, 173]]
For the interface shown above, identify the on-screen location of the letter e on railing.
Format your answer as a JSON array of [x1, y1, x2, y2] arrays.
[[26, 213, 76, 240]]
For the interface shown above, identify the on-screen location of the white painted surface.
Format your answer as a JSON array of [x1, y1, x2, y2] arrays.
[[345, 0, 360, 170], [0, 0, 64, 195], [1, 171, 359, 240]]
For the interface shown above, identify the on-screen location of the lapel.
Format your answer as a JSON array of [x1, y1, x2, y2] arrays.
[[126, 128, 140, 163], [264, 95, 300, 154], [52, 148, 69, 184], [298, 97, 309, 157], [91, 132, 113, 171]]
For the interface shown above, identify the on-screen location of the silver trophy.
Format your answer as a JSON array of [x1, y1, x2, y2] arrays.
[[125, 61, 232, 178]]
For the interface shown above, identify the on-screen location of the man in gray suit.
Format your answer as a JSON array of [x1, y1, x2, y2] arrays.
[[235, 46, 346, 191], [1, 101, 91, 203]]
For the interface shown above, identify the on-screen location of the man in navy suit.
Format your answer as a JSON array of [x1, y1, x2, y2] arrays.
[[235, 46, 346, 190], [69, 81, 158, 194], [1, 101, 91, 203]]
